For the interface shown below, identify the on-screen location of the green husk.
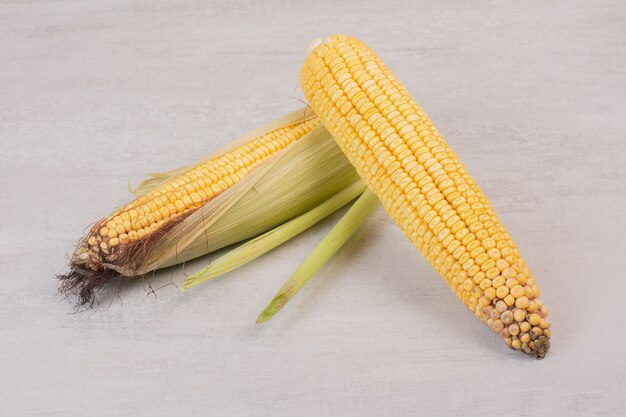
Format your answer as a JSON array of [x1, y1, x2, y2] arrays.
[[257, 189, 379, 323], [182, 181, 367, 290]]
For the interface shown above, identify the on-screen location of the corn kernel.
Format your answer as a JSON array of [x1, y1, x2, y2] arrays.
[[503, 294, 515, 307], [484, 287, 496, 300], [496, 286, 509, 299], [501, 310, 513, 324], [510, 285, 525, 298], [515, 296, 529, 309], [492, 276, 505, 288], [528, 313, 541, 325]]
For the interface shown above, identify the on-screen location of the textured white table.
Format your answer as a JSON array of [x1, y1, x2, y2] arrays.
[[1, 1, 624, 416]]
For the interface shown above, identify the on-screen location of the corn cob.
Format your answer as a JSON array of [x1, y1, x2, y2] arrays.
[[300, 35, 550, 358], [87, 117, 319, 267], [62, 115, 322, 305]]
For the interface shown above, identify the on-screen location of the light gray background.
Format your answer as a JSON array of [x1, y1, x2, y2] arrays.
[[1, 1, 625, 416]]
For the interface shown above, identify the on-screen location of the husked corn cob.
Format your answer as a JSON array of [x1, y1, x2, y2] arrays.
[[79, 117, 319, 272], [300, 35, 550, 358]]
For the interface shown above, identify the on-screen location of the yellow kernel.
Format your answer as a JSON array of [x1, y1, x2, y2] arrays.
[[512, 339, 522, 349], [505, 278, 519, 288], [487, 248, 501, 260], [468, 297, 478, 311], [106, 221, 116, 229], [485, 268, 500, 279], [462, 278, 474, 291], [501, 310, 513, 324], [527, 301, 538, 313], [109, 237, 120, 247], [480, 259, 496, 272], [484, 287, 496, 300], [528, 313, 541, 325], [191, 192, 202, 203], [492, 276, 505, 288], [510, 285, 525, 298], [502, 267, 516, 279], [472, 271, 486, 285], [495, 259, 509, 271], [524, 286, 533, 297], [495, 300, 507, 313], [520, 333, 530, 343], [515, 296, 530, 309], [467, 264, 480, 278], [474, 253, 489, 266], [543, 329, 551, 338], [508, 324, 520, 336], [492, 320, 504, 333], [99, 227, 109, 237], [119, 233, 129, 244], [513, 309, 526, 322], [496, 286, 509, 299], [520, 322, 531, 332], [504, 295, 515, 306], [482, 238, 496, 249], [107, 229, 118, 238], [532, 326, 543, 337], [479, 278, 492, 290]]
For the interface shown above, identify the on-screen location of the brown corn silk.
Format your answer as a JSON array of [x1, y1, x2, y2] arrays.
[[300, 35, 550, 358], [60, 108, 360, 306]]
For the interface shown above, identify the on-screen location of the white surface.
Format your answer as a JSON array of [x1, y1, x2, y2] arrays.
[[1, 1, 625, 416]]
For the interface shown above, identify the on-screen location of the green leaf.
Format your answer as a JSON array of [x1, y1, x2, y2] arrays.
[[257, 189, 379, 323]]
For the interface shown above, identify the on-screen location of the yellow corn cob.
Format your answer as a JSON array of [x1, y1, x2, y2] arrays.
[[79, 117, 320, 272], [300, 35, 550, 358]]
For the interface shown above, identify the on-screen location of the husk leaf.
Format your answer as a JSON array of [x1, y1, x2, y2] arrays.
[[256, 189, 379, 323]]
